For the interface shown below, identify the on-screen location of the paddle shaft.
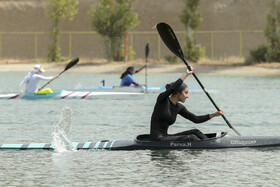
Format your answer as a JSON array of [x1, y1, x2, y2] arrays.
[[39, 57, 79, 90], [39, 70, 65, 90], [182, 58, 241, 136], [145, 43, 150, 93], [145, 58, 148, 92]]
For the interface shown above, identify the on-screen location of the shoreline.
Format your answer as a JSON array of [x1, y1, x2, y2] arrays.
[[0, 61, 280, 75]]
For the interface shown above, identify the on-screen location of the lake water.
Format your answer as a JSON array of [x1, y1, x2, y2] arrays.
[[0, 72, 280, 186]]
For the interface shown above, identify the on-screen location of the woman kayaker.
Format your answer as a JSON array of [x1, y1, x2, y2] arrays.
[[150, 66, 224, 141], [120, 65, 147, 87], [20, 64, 59, 94]]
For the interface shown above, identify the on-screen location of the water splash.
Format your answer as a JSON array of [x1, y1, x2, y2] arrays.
[[52, 106, 76, 152]]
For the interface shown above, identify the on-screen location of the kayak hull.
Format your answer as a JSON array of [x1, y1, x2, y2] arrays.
[[0, 90, 143, 100], [54, 86, 209, 93], [55, 86, 165, 93], [2, 133, 280, 150]]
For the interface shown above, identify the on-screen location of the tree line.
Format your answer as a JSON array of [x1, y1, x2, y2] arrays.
[[46, 0, 280, 64]]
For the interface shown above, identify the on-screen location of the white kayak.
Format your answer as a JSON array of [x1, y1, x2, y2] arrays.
[[0, 90, 143, 100], [54, 86, 211, 93], [65, 86, 165, 93]]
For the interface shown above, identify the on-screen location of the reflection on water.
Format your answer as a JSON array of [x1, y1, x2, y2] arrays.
[[149, 150, 207, 185], [148, 148, 280, 186]]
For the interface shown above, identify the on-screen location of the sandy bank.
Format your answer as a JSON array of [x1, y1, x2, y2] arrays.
[[0, 62, 280, 75]]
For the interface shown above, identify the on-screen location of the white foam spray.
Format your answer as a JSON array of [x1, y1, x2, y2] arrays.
[[52, 106, 76, 152]]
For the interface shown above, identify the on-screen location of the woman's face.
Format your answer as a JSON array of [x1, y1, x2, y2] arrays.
[[130, 69, 136, 74], [178, 87, 189, 103]]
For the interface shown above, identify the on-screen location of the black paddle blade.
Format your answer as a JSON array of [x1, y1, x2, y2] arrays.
[[145, 43, 150, 60], [64, 57, 79, 71], [156, 22, 184, 59]]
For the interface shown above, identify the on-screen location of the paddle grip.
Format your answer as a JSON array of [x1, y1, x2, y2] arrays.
[[145, 59, 148, 93]]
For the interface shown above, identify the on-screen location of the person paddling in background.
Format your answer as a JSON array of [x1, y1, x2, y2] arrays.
[[120, 65, 147, 87], [20, 64, 59, 94], [150, 66, 224, 141]]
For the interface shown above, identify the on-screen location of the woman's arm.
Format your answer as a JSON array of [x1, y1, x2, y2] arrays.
[[180, 67, 193, 81], [179, 105, 211, 123], [158, 67, 194, 101], [135, 64, 147, 73], [37, 74, 59, 81], [179, 105, 224, 122]]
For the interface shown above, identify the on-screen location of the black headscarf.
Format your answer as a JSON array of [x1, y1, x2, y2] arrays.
[[165, 81, 188, 95], [120, 66, 134, 79]]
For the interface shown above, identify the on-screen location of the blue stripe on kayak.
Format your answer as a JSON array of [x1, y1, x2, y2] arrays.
[[3, 143, 53, 149], [0, 141, 113, 150], [94, 141, 101, 149], [28, 143, 48, 149], [1, 144, 23, 149], [145, 86, 165, 90], [72, 142, 79, 148], [83, 142, 91, 149], [103, 142, 108, 148], [109, 140, 115, 149]]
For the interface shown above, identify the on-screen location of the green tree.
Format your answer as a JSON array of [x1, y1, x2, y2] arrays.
[[88, 0, 138, 61], [264, 0, 280, 62], [45, 0, 78, 62], [179, 0, 205, 62]]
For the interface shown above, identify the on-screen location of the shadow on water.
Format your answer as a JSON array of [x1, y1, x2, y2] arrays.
[[148, 147, 280, 167], [146, 149, 209, 185], [148, 149, 205, 170], [149, 149, 204, 161]]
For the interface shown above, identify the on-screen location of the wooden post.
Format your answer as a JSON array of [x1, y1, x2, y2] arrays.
[[69, 33, 72, 59], [124, 33, 127, 62], [34, 33, 38, 59], [0, 34, 2, 58]]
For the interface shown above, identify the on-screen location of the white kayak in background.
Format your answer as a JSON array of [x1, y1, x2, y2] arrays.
[[55, 86, 165, 93], [0, 90, 143, 100], [53, 86, 213, 93], [53, 80, 215, 93]]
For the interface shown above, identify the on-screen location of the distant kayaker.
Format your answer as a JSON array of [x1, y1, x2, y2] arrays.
[[150, 66, 224, 141], [120, 65, 147, 87], [20, 64, 59, 94]]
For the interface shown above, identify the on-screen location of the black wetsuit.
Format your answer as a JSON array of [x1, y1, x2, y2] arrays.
[[150, 78, 210, 141]]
